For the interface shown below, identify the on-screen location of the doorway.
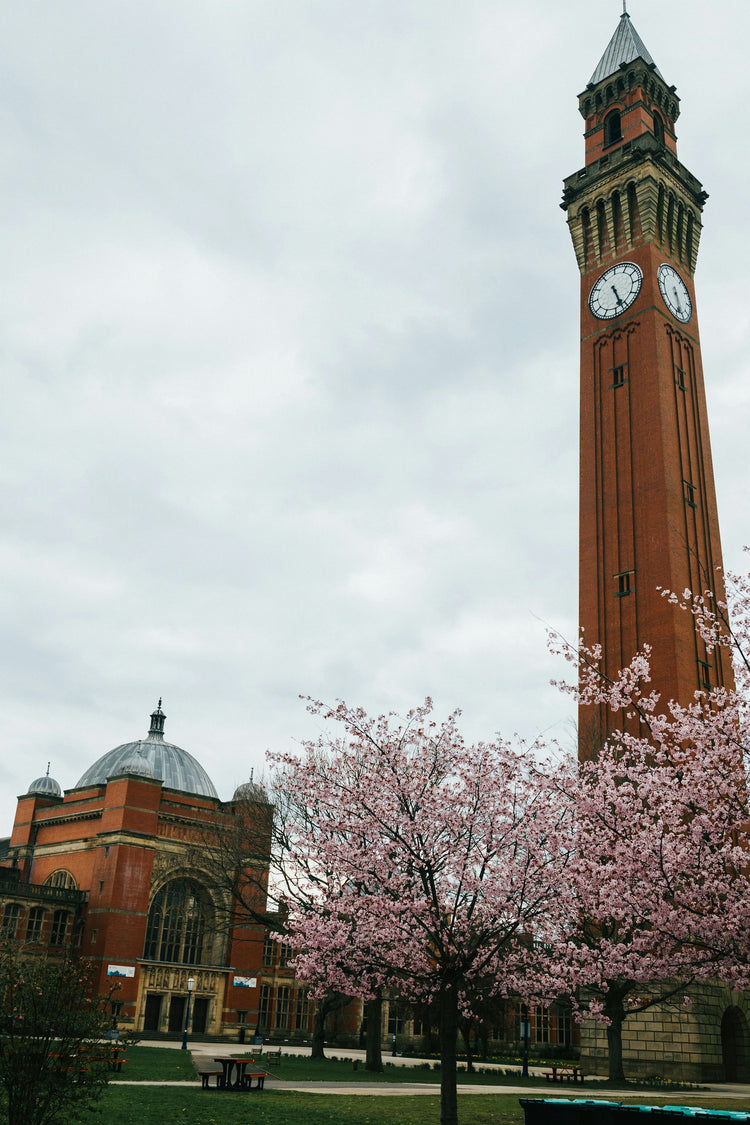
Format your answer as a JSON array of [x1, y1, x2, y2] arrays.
[[193, 997, 209, 1034], [168, 996, 186, 1035], [143, 993, 163, 1033], [721, 1006, 750, 1081]]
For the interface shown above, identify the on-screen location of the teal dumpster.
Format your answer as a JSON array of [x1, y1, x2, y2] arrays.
[[520, 1098, 623, 1124]]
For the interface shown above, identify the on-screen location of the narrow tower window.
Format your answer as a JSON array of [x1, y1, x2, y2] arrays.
[[614, 570, 634, 598], [604, 109, 623, 148], [697, 660, 712, 692], [611, 364, 627, 388], [683, 481, 697, 508], [653, 111, 665, 144]]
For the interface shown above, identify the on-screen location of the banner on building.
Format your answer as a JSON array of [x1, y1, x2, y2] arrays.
[[233, 976, 257, 988], [107, 965, 136, 978]]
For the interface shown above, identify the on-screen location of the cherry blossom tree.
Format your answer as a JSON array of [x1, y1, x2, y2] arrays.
[[269, 698, 573, 1125], [548, 558, 750, 1079]]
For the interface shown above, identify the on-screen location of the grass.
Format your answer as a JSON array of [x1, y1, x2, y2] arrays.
[[95, 1086, 750, 1125], [114, 1045, 196, 1082], [98, 1048, 750, 1124]]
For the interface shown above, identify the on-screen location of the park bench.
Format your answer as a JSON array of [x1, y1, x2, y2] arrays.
[[542, 1064, 584, 1084], [196, 1064, 222, 1089]]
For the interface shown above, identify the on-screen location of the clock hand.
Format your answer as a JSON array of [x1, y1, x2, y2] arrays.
[[610, 284, 624, 305], [672, 286, 683, 315]]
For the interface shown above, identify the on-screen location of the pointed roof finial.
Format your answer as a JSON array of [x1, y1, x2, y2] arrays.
[[623, 1, 628, 15], [46, 762, 51, 777]]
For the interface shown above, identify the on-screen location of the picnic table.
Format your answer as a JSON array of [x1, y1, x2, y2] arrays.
[[543, 1064, 584, 1084], [212, 1056, 268, 1091]]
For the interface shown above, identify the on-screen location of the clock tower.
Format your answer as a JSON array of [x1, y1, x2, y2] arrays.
[[561, 8, 734, 756]]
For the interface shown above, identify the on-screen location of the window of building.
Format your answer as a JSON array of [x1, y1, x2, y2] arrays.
[[387, 1004, 406, 1035], [604, 109, 623, 147], [50, 910, 70, 946], [653, 111, 665, 144], [295, 989, 311, 1031], [611, 364, 627, 388], [534, 1005, 550, 1044], [143, 879, 211, 965], [615, 570, 634, 598], [258, 986, 271, 1030], [684, 481, 697, 508], [1, 903, 20, 939], [44, 870, 77, 890], [697, 660, 712, 692], [276, 986, 290, 1030], [26, 906, 45, 943], [675, 366, 687, 391], [262, 934, 275, 967], [556, 1008, 572, 1046]]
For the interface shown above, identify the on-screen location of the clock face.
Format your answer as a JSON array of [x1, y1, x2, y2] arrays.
[[658, 263, 692, 323], [589, 262, 644, 320]]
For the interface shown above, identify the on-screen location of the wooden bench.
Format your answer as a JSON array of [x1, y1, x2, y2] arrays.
[[242, 1070, 268, 1091], [261, 1048, 281, 1065], [543, 1064, 584, 1084], [196, 1067, 222, 1089]]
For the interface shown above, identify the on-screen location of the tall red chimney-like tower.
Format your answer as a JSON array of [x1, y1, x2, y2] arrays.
[[561, 9, 734, 756]]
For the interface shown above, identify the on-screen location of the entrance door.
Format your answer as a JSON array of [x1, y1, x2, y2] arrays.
[[168, 996, 186, 1035], [143, 994, 163, 1033], [193, 997, 209, 1034], [722, 1006, 750, 1081]]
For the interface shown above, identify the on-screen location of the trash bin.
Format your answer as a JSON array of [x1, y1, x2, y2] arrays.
[[520, 1098, 623, 1124], [238, 1027, 246, 1044]]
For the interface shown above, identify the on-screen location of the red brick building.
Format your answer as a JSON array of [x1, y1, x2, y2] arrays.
[[0, 702, 283, 1041]]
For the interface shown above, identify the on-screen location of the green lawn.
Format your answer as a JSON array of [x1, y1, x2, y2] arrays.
[[97, 1087, 750, 1125], [116, 1045, 196, 1081]]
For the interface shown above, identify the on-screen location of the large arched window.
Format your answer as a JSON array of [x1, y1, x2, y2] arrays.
[[143, 879, 211, 965], [44, 870, 77, 890]]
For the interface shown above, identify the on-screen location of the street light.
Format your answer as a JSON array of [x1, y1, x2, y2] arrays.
[[181, 977, 195, 1050], [521, 1003, 530, 1078]]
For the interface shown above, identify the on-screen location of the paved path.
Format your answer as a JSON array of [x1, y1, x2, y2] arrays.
[[116, 1043, 750, 1101]]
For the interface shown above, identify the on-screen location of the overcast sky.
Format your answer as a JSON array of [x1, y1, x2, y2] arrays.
[[1, 1, 748, 830]]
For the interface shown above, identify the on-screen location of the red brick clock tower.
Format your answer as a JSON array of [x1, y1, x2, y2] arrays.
[[561, 8, 734, 755]]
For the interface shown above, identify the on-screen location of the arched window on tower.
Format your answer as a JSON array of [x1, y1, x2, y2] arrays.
[[604, 109, 623, 148], [143, 879, 212, 965], [653, 111, 665, 144]]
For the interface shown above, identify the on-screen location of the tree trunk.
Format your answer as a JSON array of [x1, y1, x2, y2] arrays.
[[604, 991, 627, 1082], [365, 995, 384, 1072], [439, 985, 459, 1125], [311, 1000, 327, 1059]]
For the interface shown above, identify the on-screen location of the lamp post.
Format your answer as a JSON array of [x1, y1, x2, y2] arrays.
[[181, 977, 195, 1050], [521, 1004, 530, 1078]]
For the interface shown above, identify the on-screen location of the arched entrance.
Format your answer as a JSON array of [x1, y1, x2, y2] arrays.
[[721, 1006, 750, 1081]]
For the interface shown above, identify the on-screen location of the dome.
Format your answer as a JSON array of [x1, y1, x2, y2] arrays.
[[27, 766, 62, 798], [232, 775, 270, 804], [75, 702, 219, 800], [116, 749, 156, 779]]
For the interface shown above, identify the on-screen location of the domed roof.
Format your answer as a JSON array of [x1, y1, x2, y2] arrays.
[[232, 773, 270, 805], [75, 702, 218, 800], [27, 765, 62, 798]]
